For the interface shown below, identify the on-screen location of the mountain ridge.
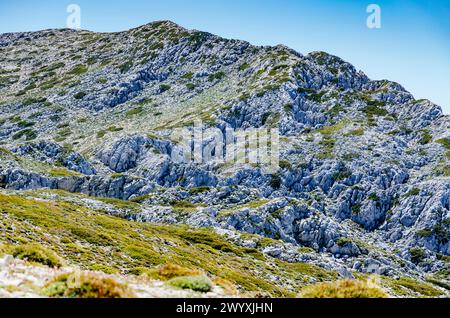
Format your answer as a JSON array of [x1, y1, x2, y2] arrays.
[[0, 20, 449, 297]]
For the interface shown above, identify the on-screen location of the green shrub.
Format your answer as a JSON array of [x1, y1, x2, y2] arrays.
[[328, 105, 345, 117], [432, 224, 449, 244], [168, 275, 212, 293], [57, 127, 72, 138], [107, 126, 124, 132], [308, 91, 326, 102], [149, 42, 164, 50], [17, 120, 35, 128], [89, 264, 119, 274], [436, 138, 450, 150], [177, 229, 238, 253], [297, 87, 316, 94], [351, 204, 361, 214], [160, 84, 171, 92], [186, 83, 196, 90], [283, 104, 293, 113], [208, 71, 225, 81], [405, 188, 420, 197], [37, 62, 65, 74], [23, 97, 47, 105], [97, 130, 106, 138], [409, 247, 426, 264], [12, 129, 37, 141], [419, 133, 432, 145], [188, 186, 211, 194], [169, 200, 197, 210], [11, 243, 63, 268], [181, 72, 193, 80], [362, 103, 387, 117], [126, 107, 143, 117], [416, 228, 433, 238], [279, 160, 292, 170], [68, 64, 88, 75], [86, 57, 97, 65], [332, 170, 351, 182], [239, 63, 250, 71], [336, 238, 353, 247], [269, 174, 282, 189]]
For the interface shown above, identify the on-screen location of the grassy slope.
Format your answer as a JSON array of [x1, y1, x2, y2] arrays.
[[1, 189, 446, 298], [0, 189, 340, 297]]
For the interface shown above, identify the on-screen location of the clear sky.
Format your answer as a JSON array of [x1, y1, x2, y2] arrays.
[[1, 0, 449, 114]]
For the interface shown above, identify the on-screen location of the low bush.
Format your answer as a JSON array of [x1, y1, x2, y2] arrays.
[[419, 133, 432, 145], [168, 275, 212, 293], [409, 247, 426, 264], [126, 107, 143, 117], [12, 128, 37, 141], [68, 64, 88, 75], [74, 91, 86, 99], [436, 138, 450, 150], [188, 186, 211, 194], [160, 84, 171, 92], [208, 71, 225, 82]]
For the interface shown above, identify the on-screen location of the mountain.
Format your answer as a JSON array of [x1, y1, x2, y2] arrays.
[[0, 20, 449, 298]]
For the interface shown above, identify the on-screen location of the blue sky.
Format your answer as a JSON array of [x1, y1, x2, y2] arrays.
[[1, 0, 449, 114]]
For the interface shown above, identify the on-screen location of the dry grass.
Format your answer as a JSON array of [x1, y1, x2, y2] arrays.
[[298, 279, 388, 298]]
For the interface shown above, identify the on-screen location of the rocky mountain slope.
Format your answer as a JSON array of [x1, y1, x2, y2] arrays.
[[0, 21, 449, 297]]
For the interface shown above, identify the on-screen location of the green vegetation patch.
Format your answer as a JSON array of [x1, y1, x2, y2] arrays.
[[126, 107, 144, 117], [12, 129, 37, 141], [168, 275, 212, 293], [208, 71, 225, 82], [10, 243, 63, 268], [68, 64, 88, 76], [436, 138, 450, 150], [419, 133, 433, 145]]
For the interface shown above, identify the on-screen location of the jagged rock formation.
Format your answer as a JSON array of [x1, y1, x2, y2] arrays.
[[0, 21, 449, 291]]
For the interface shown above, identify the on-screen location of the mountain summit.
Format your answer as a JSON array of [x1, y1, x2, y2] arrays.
[[0, 21, 449, 297]]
